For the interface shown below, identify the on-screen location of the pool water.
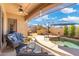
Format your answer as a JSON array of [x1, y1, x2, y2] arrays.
[[50, 38, 79, 49]]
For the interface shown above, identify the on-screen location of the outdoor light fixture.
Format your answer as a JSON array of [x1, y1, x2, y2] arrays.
[[18, 5, 24, 14], [18, 5, 28, 15], [40, 10, 42, 17]]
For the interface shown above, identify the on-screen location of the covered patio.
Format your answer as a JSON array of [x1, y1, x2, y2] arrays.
[[0, 3, 79, 56]]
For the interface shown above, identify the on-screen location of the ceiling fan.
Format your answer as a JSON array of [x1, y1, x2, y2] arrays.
[[18, 5, 28, 15]]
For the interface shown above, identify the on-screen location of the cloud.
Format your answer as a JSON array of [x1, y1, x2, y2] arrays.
[[34, 15, 49, 22], [32, 24, 38, 26], [35, 18, 42, 22], [35, 15, 56, 22], [61, 8, 76, 14], [76, 3, 79, 5], [51, 17, 57, 19], [41, 15, 49, 19], [60, 16, 79, 22]]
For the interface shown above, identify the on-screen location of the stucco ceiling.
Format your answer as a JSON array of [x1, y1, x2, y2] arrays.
[[2, 3, 40, 16]]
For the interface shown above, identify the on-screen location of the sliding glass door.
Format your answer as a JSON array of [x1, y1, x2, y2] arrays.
[[0, 5, 4, 49]]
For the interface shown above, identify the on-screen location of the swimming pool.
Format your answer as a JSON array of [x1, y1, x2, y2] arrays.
[[50, 37, 79, 49]]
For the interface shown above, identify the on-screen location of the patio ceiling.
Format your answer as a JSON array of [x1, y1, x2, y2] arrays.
[[25, 3, 75, 21], [2, 3, 40, 16], [25, 3, 62, 20], [1, 3, 76, 21], [1, 3, 62, 20]]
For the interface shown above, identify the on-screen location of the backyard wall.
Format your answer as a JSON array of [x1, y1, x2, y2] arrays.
[[50, 27, 64, 36], [74, 26, 79, 38]]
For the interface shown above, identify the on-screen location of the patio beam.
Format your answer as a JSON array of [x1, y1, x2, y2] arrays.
[[25, 3, 61, 20]]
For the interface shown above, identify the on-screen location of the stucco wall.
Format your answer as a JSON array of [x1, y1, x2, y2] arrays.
[[5, 13, 28, 36], [50, 27, 64, 36]]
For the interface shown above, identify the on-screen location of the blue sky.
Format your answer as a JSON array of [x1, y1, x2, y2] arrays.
[[28, 3, 79, 27]]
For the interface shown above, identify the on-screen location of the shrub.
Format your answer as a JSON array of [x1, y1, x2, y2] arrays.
[[64, 26, 68, 36], [69, 25, 75, 37]]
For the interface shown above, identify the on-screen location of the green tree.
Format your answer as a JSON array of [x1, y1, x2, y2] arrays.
[[64, 26, 68, 36], [69, 25, 75, 37]]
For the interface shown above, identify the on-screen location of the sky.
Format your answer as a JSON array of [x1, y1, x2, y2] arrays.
[[28, 3, 79, 27]]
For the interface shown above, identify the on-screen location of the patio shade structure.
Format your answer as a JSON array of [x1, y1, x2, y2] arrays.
[[0, 3, 64, 49], [52, 22, 79, 25], [0, 3, 77, 53], [30, 3, 76, 20]]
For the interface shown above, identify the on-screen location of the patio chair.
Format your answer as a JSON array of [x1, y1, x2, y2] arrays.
[[7, 32, 28, 54], [7, 32, 49, 56]]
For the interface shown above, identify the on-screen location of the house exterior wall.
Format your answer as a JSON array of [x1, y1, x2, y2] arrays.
[[6, 13, 28, 36]]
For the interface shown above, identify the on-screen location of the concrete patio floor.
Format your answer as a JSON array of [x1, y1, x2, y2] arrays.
[[0, 49, 16, 56]]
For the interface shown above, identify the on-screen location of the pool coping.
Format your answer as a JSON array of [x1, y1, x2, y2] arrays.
[[60, 37, 79, 42]]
